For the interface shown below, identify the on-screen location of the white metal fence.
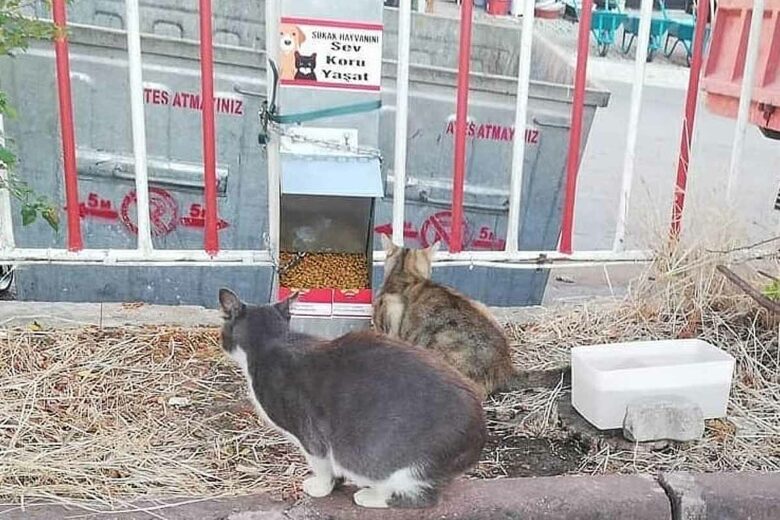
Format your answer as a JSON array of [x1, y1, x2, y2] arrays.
[[0, 0, 768, 270]]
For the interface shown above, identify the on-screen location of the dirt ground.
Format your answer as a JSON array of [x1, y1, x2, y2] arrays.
[[477, 433, 587, 478], [2, 254, 778, 507], [0, 326, 590, 506]]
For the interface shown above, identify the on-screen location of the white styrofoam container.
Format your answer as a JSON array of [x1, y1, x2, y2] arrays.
[[571, 339, 736, 430]]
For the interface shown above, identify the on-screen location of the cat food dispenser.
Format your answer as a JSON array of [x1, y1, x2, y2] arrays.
[[272, 4, 384, 338], [276, 152, 382, 338]]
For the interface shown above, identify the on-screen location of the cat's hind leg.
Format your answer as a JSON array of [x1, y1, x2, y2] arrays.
[[354, 467, 437, 509], [387, 485, 440, 509], [302, 454, 336, 498], [353, 483, 438, 509], [353, 487, 391, 508]]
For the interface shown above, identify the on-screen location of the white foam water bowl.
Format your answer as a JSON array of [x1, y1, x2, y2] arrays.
[[571, 339, 736, 430]]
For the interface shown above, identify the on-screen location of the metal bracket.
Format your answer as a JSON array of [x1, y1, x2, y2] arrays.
[[258, 60, 281, 147], [232, 84, 266, 99]]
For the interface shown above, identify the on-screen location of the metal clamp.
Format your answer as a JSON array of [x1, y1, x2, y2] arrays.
[[273, 251, 307, 275], [258, 60, 280, 146]]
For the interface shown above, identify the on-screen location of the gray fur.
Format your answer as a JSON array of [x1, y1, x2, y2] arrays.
[[218, 288, 486, 508]]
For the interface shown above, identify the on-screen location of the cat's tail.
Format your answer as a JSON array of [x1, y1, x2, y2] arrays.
[[489, 366, 570, 395]]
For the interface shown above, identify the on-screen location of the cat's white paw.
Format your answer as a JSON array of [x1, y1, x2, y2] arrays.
[[302, 476, 335, 498], [353, 488, 389, 508]]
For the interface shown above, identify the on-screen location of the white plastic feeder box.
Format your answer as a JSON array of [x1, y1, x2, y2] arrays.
[[276, 153, 383, 338], [571, 339, 736, 430]]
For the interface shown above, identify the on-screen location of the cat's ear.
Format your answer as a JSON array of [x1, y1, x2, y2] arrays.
[[311, 52, 316, 59], [380, 233, 397, 254], [424, 240, 441, 260], [219, 288, 244, 319], [274, 292, 299, 321], [295, 50, 301, 58]]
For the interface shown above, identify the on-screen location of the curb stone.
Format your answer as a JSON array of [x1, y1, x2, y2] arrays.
[[660, 473, 707, 520], [285, 475, 671, 520], [660, 472, 780, 520], [1, 472, 777, 519], [0, 495, 287, 520]]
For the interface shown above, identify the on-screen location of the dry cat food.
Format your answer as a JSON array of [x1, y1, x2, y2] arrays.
[[279, 251, 370, 289]]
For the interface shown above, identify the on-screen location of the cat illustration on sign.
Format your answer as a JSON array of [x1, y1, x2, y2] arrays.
[[294, 52, 318, 81]]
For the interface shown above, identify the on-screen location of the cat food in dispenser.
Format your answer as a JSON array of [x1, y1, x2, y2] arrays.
[[278, 252, 370, 289], [278, 252, 373, 317]]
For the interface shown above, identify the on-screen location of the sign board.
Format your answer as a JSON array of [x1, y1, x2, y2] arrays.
[[278, 17, 383, 92]]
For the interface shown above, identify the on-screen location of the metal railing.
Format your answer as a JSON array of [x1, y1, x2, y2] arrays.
[[0, 0, 767, 270]]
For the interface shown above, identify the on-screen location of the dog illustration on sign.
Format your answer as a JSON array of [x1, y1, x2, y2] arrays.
[[279, 23, 305, 80]]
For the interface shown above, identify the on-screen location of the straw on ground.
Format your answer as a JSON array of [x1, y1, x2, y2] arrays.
[[1, 243, 778, 508]]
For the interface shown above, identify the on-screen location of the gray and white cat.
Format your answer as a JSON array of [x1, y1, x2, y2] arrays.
[[218, 288, 486, 509]]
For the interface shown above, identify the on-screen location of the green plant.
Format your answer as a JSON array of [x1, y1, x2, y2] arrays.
[[0, 0, 59, 231], [761, 279, 780, 302]]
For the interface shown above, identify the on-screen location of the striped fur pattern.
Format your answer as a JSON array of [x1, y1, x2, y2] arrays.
[[374, 236, 516, 396]]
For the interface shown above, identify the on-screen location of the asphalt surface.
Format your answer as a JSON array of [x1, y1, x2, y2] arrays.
[[575, 79, 780, 252]]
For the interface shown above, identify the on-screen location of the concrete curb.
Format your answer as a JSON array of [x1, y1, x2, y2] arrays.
[[660, 472, 780, 520], [1, 472, 777, 519], [286, 474, 670, 520]]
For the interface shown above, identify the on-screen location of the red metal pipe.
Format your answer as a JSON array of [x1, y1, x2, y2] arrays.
[[52, 0, 83, 251], [670, 0, 710, 239], [198, 0, 219, 255], [559, 0, 594, 255], [450, 0, 474, 253]]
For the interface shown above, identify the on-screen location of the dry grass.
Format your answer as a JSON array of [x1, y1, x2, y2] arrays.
[[1, 239, 778, 509], [0, 327, 307, 508], [501, 241, 780, 476]]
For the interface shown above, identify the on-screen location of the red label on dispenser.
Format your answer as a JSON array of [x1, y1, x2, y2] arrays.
[[279, 287, 333, 316], [333, 289, 373, 317], [279, 287, 373, 318]]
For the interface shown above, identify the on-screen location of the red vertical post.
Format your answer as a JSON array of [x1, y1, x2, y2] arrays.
[[450, 0, 474, 253], [52, 0, 83, 251], [199, 0, 219, 255], [670, 0, 710, 239], [559, 0, 594, 255]]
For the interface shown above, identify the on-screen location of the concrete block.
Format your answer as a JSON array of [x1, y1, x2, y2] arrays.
[[660, 472, 780, 520], [694, 472, 780, 520], [659, 472, 706, 520], [623, 396, 705, 443]]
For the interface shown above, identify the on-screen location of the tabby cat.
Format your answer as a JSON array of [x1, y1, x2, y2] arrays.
[[374, 236, 516, 396]]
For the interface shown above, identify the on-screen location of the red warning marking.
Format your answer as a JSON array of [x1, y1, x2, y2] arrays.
[[143, 87, 244, 116], [77, 190, 231, 236], [180, 203, 230, 230], [373, 221, 418, 239], [120, 187, 179, 237], [444, 121, 540, 144], [375, 214, 505, 251], [79, 192, 119, 220], [472, 226, 506, 250], [420, 211, 471, 249]]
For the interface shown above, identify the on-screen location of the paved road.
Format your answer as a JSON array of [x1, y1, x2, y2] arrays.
[[436, 4, 780, 251], [575, 77, 780, 251], [520, 14, 780, 252]]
